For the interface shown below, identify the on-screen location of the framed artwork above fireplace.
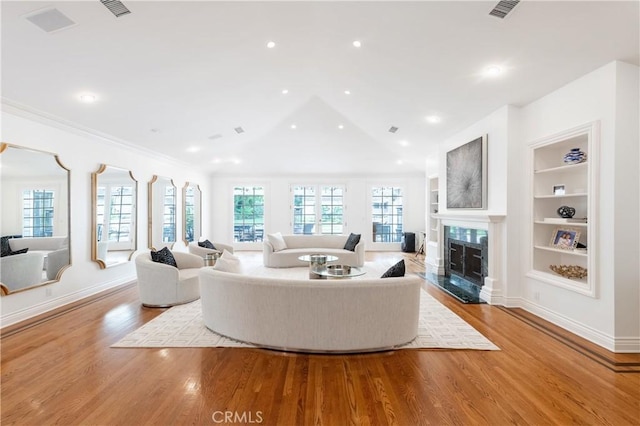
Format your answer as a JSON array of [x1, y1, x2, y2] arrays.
[[446, 135, 487, 209]]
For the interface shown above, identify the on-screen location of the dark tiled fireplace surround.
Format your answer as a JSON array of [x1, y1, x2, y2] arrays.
[[425, 226, 488, 303]]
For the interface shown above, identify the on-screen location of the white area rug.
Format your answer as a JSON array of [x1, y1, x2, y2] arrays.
[[112, 288, 499, 351]]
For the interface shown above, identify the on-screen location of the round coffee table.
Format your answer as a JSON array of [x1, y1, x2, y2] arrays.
[[317, 264, 366, 279], [298, 254, 338, 279]]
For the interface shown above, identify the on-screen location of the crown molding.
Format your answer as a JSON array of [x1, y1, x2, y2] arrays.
[[1, 97, 196, 170]]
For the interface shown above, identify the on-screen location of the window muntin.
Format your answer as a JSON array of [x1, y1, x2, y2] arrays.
[[234, 186, 264, 242], [22, 189, 54, 237], [372, 186, 403, 242], [292, 185, 343, 235], [96, 184, 134, 244]]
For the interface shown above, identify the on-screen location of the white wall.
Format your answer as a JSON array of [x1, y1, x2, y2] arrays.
[[0, 108, 209, 327], [518, 61, 639, 351], [209, 174, 426, 252]]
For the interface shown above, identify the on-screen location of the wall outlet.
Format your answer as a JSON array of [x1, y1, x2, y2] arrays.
[[533, 291, 540, 301], [45, 288, 53, 297]]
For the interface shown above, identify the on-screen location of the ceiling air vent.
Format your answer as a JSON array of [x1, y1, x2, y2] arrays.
[[208, 134, 223, 140], [234, 127, 245, 134], [24, 8, 76, 33], [489, 0, 520, 19], [100, 0, 131, 18], [388, 126, 399, 133]]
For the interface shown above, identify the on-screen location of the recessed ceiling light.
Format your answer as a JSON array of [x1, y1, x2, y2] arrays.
[[398, 140, 410, 147], [352, 40, 362, 48], [344, 90, 351, 95], [232, 158, 242, 165], [211, 158, 222, 164], [186, 146, 201, 153], [79, 93, 96, 103], [338, 124, 344, 130], [425, 115, 442, 124], [290, 124, 297, 129], [484, 65, 503, 77], [396, 160, 404, 165], [281, 89, 289, 94], [266, 41, 276, 49]]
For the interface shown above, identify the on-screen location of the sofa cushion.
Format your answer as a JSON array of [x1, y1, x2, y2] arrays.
[[198, 239, 216, 250], [267, 232, 288, 252], [213, 257, 242, 273], [343, 233, 361, 251], [381, 260, 405, 278], [221, 250, 239, 261], [151, 247, 177, 268]]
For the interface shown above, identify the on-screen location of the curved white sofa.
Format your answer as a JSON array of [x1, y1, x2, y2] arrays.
[[135, 251, 203, 307], [263, 234, 364, 268], [198, 267, 421, 353]]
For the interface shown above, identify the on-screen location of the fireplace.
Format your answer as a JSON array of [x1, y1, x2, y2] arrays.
[[444, 226, 488, 287]]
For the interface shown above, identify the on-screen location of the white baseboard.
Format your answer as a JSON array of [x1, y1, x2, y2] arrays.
[[1, 277, 135, 329], [518, 299, 637, 352]]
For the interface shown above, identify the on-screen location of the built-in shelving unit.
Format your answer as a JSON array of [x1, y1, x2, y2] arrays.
[[428, 176, 439, 244], [527, 121, 599, 297], [426, 175, 442, 274]]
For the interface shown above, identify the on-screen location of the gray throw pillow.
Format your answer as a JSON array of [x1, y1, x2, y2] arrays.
[[343, 233, 361, 251], [381, 260, 405, 278]]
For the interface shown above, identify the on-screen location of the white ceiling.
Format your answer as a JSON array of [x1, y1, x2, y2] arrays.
[[2, 1, 638, 176]]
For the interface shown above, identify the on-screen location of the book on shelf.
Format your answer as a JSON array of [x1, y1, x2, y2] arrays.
[[543, 217, 587, 224]]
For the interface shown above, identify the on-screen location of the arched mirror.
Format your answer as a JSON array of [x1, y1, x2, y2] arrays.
[[92, 164, 137, 269], [148, 175, 176, 250], [183, 182, 201, 245], [0, 143, 71, 295]]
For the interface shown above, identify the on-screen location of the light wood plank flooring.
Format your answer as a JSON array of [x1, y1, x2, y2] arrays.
[[1, 252, 638, 425]]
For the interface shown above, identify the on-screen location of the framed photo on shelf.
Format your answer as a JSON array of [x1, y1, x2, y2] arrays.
[[550, 227, 580, 250], [553, 184, 565, 195]]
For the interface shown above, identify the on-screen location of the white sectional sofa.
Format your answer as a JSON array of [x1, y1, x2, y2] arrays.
[[263, 234, 364, 268], [199, 267, 421, 353]]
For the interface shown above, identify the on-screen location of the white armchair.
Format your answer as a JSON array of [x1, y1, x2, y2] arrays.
[[0, 252, 45, 292], [188, 241, 234, 258], [134, 251, 203, 307]]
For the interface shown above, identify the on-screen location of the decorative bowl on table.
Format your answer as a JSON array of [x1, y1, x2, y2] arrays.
[[326, 265, 352, 276]]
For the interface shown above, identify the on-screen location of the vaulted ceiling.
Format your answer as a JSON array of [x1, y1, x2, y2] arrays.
[[2, 1, 638, 175]]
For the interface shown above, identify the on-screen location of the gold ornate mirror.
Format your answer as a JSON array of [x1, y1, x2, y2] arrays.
[[148, 175, 176, 250], [92, 164, 138, 268], [0, 143, 71, 295], [183, 182, 201, 245]]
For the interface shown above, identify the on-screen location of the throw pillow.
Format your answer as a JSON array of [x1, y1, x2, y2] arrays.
[[221, 250, 239, 261], [267, 232, 288, 252], [1, 236, 12, 257], [343, 233, 361, 251], [150, 247, 177, 268], [381, 260, 405, 278], [198, 239, 216, 250], [9, 248, 29, 256], [212, 257, 242, 273]]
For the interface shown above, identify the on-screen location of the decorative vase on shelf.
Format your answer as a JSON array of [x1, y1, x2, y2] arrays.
[[557, 205, 576, 218], [563, 148, 587, 164]]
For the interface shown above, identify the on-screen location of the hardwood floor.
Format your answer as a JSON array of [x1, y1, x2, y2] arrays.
[[1, 252, 639, 425]]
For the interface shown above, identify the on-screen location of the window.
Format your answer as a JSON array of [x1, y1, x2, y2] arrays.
[[292, 185, 343, 234], [163, 185, 176, 242], [234, 186, 264, 242], [22, 189, 54, 237], [372, 186, 403, 242], [96, 184, 134, 244]]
